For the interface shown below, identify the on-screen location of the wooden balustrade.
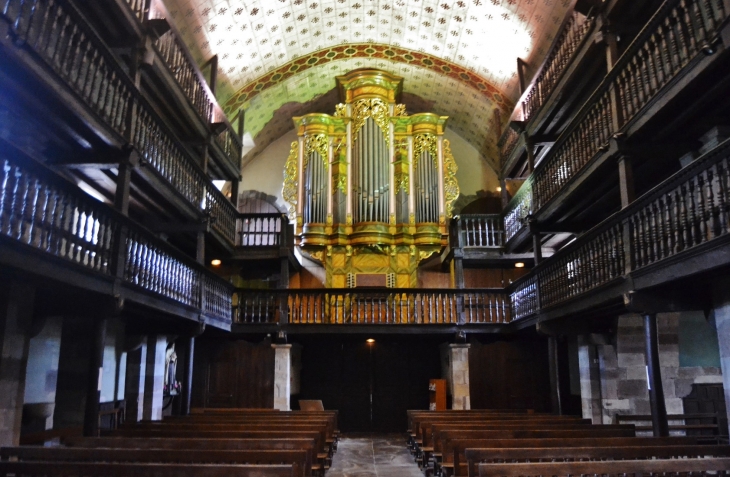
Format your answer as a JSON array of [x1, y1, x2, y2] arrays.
[[234, 289, 510, 325], [539, 221, 624, 308], [0, 145, 233, 326], [629, 138, 730, 270], [211, 105, 243, 169], [528, 0, 727, 214], [122, 0, 146, 24], [237, 213, 284, 247], [455, 215, 504, 248], [147, 0, 242, 171], [0, 0, 239, 244], [503, 179, 533, 243], [510, 275, 538, 321], [205, 186, 237, 245], [522, 11, 594, 123]]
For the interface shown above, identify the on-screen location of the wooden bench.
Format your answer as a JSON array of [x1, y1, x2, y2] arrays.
[[616, 413, 721, 435], [438, 427, 637, 477], [0, 447, 310, 477], [63, 437, 318, 476], [477, 456, 730, 476], [465, 444, 730, 477], [0, 461, 295, 477], [452, 436, 701, 476]]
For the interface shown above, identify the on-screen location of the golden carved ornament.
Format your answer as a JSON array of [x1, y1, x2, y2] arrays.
[[394, 104, 407, 116], [413, 134, 438, 170], [346, 214, 353, 225], [352, 98, 390, 147], [419, 250, 437, 262], [303, 134, 329, 171], [443, 139, 460, 218], [394, 171, 409, 193], [326, 214, 333, 226], [282, 141, 299, 220], [334, 103, 347, 117], [310, 250, 325, 262], [389, 213, 396, 225], [335, 174, 347, 194], [409, 213, 416, 225]]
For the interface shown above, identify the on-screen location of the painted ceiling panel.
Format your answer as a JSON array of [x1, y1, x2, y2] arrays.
[[164, 0, 572, 103], [163, 0, 573, 170], [240, 57, 506, 167]]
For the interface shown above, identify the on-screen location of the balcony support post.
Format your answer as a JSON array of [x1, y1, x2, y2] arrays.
[[500, 177, 509, 209], [618, 155, 635, 209], [644, 313, 669, 437], [525, 134, 536, 173], [529, 217, 542, 265], [601, 20, 625, 131]]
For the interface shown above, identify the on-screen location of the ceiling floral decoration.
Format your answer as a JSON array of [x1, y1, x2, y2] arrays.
[[163, 0, 573, 170]]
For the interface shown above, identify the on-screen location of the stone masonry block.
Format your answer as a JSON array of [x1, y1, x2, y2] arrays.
[[617, 379, 649, 398], [602, 399, 631, 410], [618, 353, 646, 368]]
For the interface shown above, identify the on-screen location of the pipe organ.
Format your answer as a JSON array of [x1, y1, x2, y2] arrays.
[[282, 69, 459, 287]]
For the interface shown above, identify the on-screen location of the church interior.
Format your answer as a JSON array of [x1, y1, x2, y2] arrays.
[[2, 0, 730, 473]]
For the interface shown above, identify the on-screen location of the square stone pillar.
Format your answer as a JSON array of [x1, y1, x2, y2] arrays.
[[0, 282, 35, 447], [272, 344, 292, 411], [448, 344, 471, 410], [578, 336, 603, 423], [143, 336, 167, 421]]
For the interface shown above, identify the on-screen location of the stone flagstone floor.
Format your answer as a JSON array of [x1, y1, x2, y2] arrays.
[[326, 434, 424, 477]]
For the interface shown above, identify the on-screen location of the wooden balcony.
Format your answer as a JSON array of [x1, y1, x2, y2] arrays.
[[232, 288, 511, 334], [0, 0, 239, 250], [509, 135, 730, 329], [81, 0, 243, 180], [0, 141, 234, 330], [502, 0, 730, 251], [446, 214, 535, 266]]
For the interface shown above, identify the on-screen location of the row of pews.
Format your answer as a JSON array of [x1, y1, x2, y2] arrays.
[[407, 409, 730, 477], [0, 408, 339, 477]]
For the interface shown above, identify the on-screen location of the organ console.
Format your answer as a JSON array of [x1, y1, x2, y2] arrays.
[[282, 69, 460, 287]]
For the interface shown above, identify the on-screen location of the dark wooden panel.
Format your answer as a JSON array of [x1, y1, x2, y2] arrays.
[[469, 337, 552, 412]]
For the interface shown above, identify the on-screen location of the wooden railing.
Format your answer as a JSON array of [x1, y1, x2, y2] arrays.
[[147, 0, 242, 171], [503, 178, 533, 243], [234, 288, 511, 325], [453, 215, 504, 248], [0, 0, 238, 244], [237, 213, 286, 247], [509, 136, 730, 319], [0, 144, 233, 327], [122, 0, 146, 24], [532, 0, 727, 212], [522, 11, 595, 123]]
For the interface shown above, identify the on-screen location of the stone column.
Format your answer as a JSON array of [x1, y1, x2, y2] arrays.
[[142, 335, 167, 421], [272, 344, 292, 411], [577, 336, 603, 423], [448, 344, 471, 410], [712, 280, 730, 435], [55, 317, 93, 430], [0, 282, 35, 447]]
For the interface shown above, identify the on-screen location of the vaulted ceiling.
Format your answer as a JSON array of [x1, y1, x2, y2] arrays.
[[163, 0, 573, 170]]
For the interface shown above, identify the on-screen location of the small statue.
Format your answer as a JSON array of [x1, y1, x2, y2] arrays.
[[164, 343, 179, 394]]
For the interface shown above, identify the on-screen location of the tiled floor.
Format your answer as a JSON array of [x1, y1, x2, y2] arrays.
[[327, 434, 423, 477]]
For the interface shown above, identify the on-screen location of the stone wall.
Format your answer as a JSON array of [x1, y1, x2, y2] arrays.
[[580, 313, 722, 425]]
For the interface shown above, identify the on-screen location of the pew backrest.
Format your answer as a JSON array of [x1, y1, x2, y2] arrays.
[[477, 457, 730, 477], [465, 444, 730, 477], [0, 461, 295, 477]]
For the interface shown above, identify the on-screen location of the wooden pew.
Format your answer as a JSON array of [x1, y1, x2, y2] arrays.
[[0, 461, 295, 477], [0, 447, 310, 477], [110, 426, 331, 466], [438, 427, 636, 476], [64, 437, 317, 476], [477, 456, 730, 477], [450, 436, 700, 476], [465, 444, 730, 477]]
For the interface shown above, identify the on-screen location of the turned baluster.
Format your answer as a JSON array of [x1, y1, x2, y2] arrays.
[[681, 183, 695, 247], [633, 213, 645, 267], [704, 167, 718, 239], [694, 173, 708, 242], [716, 158, 730, 234]]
